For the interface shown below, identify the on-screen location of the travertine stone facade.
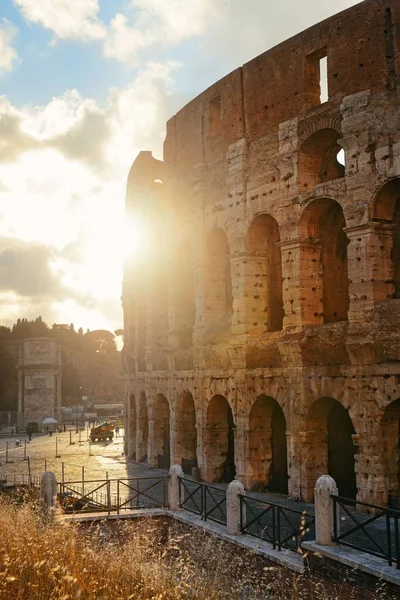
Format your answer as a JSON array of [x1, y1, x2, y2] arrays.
[[123, 0, 400, 505], [17, 338, 62, 428]]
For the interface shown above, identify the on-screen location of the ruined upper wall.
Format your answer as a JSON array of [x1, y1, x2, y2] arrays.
[[163, 0, 400, 171]]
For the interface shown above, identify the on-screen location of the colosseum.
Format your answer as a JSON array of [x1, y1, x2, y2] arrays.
[[123, 0, 400, 506]]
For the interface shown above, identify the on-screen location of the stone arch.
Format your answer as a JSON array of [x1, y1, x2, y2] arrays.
[[245, 214, 284, 332], [380, 399, 400, 505], [204, 395, 235, 483], [153, 393, 170, 468], [204, 228, 233, 325], [175, 391, 197, 473], [127, 393, 137, 459], [298, 127, 344, 189], [299, 198, 349, 324], [174, 241, 195, 348], [137, 392, 149, 462], [248, 395, 288, 493], [372, 178, 400, 298], [302, 397, 357, 501]]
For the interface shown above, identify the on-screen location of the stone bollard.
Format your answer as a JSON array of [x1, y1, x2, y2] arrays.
[[314, 474, 339, 545], [40, 471, 58, 510], [227, 479, 245, 536], [168, 464, 184, 510]]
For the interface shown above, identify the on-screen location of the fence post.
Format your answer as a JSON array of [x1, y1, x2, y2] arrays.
[[315, 475, 338, 545], [168, 464, 184, 510], [227, 480, 245, 536]]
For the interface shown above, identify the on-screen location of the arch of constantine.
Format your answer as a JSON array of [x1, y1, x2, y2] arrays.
[[123, 0, 400, 505]]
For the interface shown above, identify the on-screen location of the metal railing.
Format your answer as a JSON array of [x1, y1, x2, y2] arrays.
[[57, 477, 168, 514], [239, 494, 315, 552], [179, 477, 227, 525], [0, 473, 41, 487], [332, 495, 400, 568]]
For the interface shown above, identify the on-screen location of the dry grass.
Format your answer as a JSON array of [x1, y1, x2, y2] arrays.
[[0, 492, 399, 600], [0, 494, 276, 600]]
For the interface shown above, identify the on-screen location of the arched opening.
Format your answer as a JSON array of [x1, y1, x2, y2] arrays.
[[137, 392, 148, 462], [248, 395, 288, 493], [373, 178, 400, 298], [175, 242, 195, 348], [127, 393, 137, 459], [204, 395, 235, 483], [380, 399, 400, 505], [299, 198, 349, 323], [149, 264, 169, 370], [305, 398, 357, 500], [153, 394, 170, 469], [175, 391, 197, 474], [298, 128, 345, 190], [245, 214, 284, 332], [204, 229, 233, 325], [135, 298, 146, 372]]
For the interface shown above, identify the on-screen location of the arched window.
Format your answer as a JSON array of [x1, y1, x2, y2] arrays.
[[298, 128, 344, 190], [204, 229, 233, 324], [299, 198, 349, 323], [373, 178, 400, 298], [245, 214, 284, 332], [175, 242, 195, 348]]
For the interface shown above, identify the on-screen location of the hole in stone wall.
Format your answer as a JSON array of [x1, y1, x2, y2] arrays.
[[306, 47, 328, 108], [298, 128, 345, 188], [209, 96, 221, 136], [319, 55, 329, 103]]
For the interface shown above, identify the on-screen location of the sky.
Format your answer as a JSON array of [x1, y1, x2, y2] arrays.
[[0, 0, 362, 335]]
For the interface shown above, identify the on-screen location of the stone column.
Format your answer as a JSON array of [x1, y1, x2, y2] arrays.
[[314, 475, 339, 546], [227, 479, 245, 536], [345, 222, 394, 324], [168, 464, 184, 510], [233, 414, 247, 485], [280, 239, 323, 329]]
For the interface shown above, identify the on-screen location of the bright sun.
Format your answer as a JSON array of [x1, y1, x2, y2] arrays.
[[55, 214, 149, 303]]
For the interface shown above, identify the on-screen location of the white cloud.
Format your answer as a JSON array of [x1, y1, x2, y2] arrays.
[[0, 60, 181, 329], [0, 19, 18, 74], [103, 0, 216, 65], [13, 0, 106, 41]]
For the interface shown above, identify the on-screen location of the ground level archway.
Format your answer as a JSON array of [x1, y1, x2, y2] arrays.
[[137, 392, 149, 463], [204, 395, 235, 483], [153, 394, 170, 469], [248, 395, 288, 493], [303, 397, 357, 501], [175, 391, 197, 474]]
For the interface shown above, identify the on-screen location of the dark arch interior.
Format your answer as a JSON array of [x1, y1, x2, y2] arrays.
[[298, 128, 345, 189], [138, 393, 148, 462], [373, 178, 400, 298], [206, 395, 235, 483], [301, 198, 349, 323], [246, 214, 284, 332], [327, 402, 357, 499]]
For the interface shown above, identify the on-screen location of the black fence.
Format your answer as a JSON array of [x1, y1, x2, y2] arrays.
[[58, 476, 168, 514], [179, 477, 227, 525], [332, 495, 400, 568], [239, 494, 315, 551]]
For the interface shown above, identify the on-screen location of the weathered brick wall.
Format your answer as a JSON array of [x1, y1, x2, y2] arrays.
[[123, 0, 400, 507]]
